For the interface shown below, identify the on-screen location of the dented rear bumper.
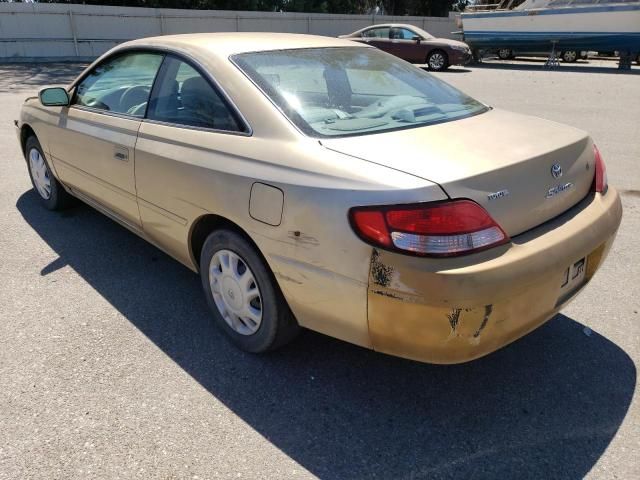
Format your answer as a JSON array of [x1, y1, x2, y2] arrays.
[[367, 189, 622, 364]]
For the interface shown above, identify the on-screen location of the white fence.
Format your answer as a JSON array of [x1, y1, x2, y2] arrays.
[[0, 3, 457, 61]]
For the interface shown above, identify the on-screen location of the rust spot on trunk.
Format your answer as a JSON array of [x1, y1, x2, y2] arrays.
[[370, 249, 393, 287]]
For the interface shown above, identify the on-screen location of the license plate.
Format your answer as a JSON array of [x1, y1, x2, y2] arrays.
[[560, 257, 587, 294]]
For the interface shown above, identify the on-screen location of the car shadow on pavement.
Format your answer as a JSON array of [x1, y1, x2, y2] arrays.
[[17, 191, 636, 480], [419, 66, 472, 74], [472, 60, 640, 75]]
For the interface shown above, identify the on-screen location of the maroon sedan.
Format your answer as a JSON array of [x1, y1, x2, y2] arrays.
[[339, 23, 472, 71]]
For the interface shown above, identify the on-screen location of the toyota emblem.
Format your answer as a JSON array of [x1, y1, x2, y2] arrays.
[[551, 164, 563, 179]]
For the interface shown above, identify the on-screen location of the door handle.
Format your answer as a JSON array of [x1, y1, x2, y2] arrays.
[[114, 147, 129, 162]]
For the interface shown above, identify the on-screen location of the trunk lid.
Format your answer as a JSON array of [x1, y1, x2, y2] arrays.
[[321, 108, 595, 237]]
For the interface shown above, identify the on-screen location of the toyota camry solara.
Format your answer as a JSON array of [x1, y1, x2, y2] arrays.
[[16, 33, 622, 364]]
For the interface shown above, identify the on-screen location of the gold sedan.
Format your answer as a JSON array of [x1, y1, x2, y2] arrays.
[[16, 33, 622, 364]]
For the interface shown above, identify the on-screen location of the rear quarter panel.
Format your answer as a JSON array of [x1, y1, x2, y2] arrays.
[[133, 124, 446, 348]]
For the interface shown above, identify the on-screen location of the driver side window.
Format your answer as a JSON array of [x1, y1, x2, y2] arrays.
[[146, 56, 243, 132], [74, 52, 163, 117]]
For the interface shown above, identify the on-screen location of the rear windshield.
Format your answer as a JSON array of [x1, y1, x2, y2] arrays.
[[233, 47, 488, 138]]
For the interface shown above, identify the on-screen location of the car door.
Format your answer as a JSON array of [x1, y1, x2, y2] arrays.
[[133, 54, 250, 266], [48, 51, 164, 228], [388, 27, 426, 63]]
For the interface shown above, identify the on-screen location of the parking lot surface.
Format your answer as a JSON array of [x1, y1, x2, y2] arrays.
[[0, 58, 638, 479]]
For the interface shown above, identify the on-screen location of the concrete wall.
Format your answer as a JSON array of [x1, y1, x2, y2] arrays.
[[0, 2, 457, 61]]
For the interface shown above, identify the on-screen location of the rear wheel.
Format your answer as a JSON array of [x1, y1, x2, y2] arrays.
[[561, 50, 578, 63], [25, 136, 74, 210], [427, 50, 449, 71], [497, 48, 513, 60], [199, 229, 299, 353]]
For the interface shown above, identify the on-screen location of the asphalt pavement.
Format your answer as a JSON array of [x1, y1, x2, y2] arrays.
[[0, 57, 638, 479]]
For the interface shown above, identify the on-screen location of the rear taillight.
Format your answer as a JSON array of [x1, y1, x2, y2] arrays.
[[592, 144, 608, 194], [349, 199, 510, 257]]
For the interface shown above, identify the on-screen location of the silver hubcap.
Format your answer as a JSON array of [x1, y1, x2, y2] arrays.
[[209, 249, 262, 335], [429, 53, 445, 69], [498, 49, 511, 59], [564, 51, 577, 62], [29, 148, 51, 200]]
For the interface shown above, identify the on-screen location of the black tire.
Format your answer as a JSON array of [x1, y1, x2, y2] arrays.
[[497, 48, 513, 60], [199, 229, 299, 353], [636, 54, 640, 66], [427, 50, 449, 71], [25, 135, 74, 210], [561, 50, 578, 63]]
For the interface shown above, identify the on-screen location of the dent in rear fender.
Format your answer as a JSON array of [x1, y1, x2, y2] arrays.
[[265, 252, 372, 348], [365, 191, 622, 364]]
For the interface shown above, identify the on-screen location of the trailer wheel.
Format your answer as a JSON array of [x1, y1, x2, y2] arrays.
[[561, 50, 578, 63], [497, 48, 513, 60]]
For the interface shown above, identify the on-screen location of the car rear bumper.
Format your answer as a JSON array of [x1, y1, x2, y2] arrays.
[[366, 188, 622, 364]]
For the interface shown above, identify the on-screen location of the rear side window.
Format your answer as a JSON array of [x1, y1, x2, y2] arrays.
[[147, 56, 243, 132], [362, 28, 390, 39], [74, 52, 163, 116]]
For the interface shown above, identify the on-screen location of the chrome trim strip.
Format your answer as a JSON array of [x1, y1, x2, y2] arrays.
[[141, 118, 252, 137], [70, 104, 144, 121]]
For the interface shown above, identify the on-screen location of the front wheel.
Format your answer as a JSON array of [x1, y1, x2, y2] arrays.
[[427, 50, 449, 71], [25, 136, 74, 210], [199, 229, 299, 353]]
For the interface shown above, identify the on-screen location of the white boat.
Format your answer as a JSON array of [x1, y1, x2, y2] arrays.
[[459, 0, 640, 54]]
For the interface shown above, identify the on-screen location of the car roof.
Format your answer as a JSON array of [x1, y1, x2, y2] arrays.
[[362, 24, 418, 30], [122, 32, 367, 58], [356, 24, 432, 37]]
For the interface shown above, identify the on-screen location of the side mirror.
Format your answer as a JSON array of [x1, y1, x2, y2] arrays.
[[39, 87, 70, 107], [412, 35, 422, 44]]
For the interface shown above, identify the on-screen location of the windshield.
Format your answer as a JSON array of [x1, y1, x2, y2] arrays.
[[233, 47, 488, 138]]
